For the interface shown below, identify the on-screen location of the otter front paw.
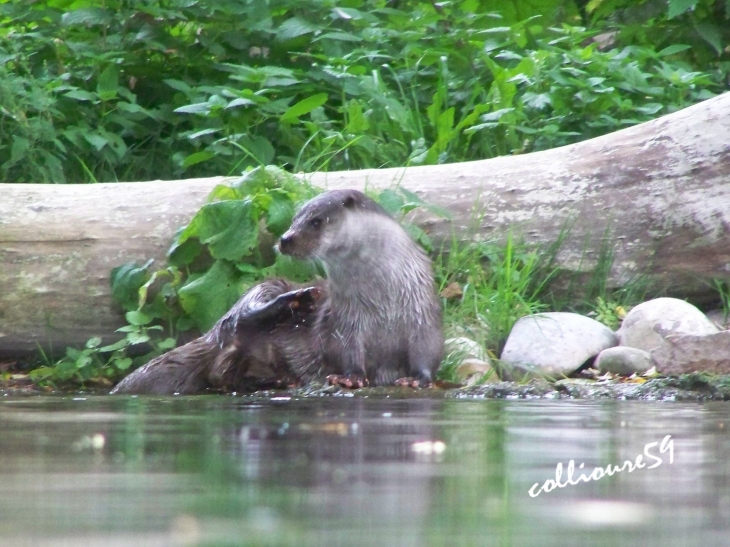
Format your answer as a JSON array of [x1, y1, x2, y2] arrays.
[[394, 377, 433, 389], [285, 286, 321, 316], [326, 374, 368, 389], [263, 286, 321, 324]]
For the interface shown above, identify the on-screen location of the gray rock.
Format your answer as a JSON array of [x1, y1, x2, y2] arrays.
[[595, 346, 653, 377], [500, 312, 617, 380], [445, 338, 496, 385], [705, 309, 730, 330], [617, 297, 719, 352], [651, 330, 730, 375], [444, 337, 487, 361], [455, 358, 498, 386]]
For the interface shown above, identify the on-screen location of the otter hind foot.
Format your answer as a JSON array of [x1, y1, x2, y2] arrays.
[[326, 374, 368, 389]]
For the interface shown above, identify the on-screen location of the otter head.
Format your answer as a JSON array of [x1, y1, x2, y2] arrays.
[[279, 189, 388, 260]]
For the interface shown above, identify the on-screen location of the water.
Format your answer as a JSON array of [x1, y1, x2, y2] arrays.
[[0, 394, 728, 547]]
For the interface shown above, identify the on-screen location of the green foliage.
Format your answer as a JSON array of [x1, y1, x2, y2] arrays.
[[119, 168, 314, 324], [1, 0, 727, 183], [32, 167, 316, 386], [588, 0, 730, 59], [29, 318, 176, 387], [588, 296, 627, 330], [435, 233, 551, 361]]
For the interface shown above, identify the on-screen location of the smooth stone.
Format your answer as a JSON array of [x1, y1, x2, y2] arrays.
[[651, 330, 730, 375], [617, 297, 719, 352], [705, 309, 729, 330], [595, 346, 653, 376], [445, 337, 487, 361], [500, 312, 617, 380], [455, 358, 498, 386]]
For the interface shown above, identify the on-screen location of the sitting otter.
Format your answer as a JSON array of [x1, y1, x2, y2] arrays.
[[111, 189, 443, 394]]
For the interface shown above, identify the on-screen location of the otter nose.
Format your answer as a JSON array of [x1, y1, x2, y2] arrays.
[[279, 233, 294, 254]]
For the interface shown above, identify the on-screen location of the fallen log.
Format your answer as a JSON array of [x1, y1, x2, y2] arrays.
[[2, 92, 729, 357]]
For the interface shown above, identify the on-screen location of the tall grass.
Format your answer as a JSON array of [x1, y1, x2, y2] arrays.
[[435, 234, 549, 366]]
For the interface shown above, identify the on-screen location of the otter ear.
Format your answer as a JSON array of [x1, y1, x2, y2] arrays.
[[342, 195, 356, 209]]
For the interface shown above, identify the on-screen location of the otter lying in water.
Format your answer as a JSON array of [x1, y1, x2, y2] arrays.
[[111, 189, 443, 394]]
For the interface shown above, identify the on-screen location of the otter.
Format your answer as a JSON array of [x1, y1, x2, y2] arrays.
[[279, 189, 443, 388], [111, 280, 322, 394], [111, 189, 443, 394]]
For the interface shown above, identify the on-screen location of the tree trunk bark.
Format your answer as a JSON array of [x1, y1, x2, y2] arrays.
[[2, 92, 730, 357]]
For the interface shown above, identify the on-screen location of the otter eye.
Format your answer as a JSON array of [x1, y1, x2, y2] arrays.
[[309, 217, 322, 229]]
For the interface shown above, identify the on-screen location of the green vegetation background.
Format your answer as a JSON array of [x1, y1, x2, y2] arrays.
[[2, 0, 728, 184], [3, 0, 730, 386]]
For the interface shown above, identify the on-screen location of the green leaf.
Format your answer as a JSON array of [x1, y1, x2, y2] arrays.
[[179, 260, 242, 331], [399, 188, 451, 219], [267, 254, 320, 283], [264, 76, 299, 87], [276, 17, 319, 41], [158, 338, 177, 350], [658, 44, 692, 56], [113, 357, 133, 371], [83, 133, 108, 151], [522, 92, 552, 110], [29, 367, 55, 382], [226, 98, 256, 108], [265, 193, 296, 236], [174, 102, 212, 115], [208, 184, 241, 201], [164, 79, 192, 93], [99, 339, 129, 352], [280, 93, 328, 122], [117, 102, 148, 115], [85, 337, 102, 349], [125, 311, 153, 326], [97, 65, 118, 99], [64, 89, 97, 102], [8, 137, 30, 167], [168, 237, 204, 267], [238, 135, 275, 165], [180, 200, 258, 261], [667, 0, 698, 18], [694, 21, 723, 54], [313, 31, 363, 42], [331, 7, 365, 19], [345, 100, 369, 133], [110, 260, 153, 311], [61, 8, 111, 26], [126, 332, 151, 345], [377, 189, 406, 216], [635, 103, 663, 115], [187, 128, 219, 140], [182, 151, 215, 168], [436, 107, 455, 151], [235, 263, 261, 276]]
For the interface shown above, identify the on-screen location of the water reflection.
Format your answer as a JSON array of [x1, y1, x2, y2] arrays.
[[0, 396, 727, 546]]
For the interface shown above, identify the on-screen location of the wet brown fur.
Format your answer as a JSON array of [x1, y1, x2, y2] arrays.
[[111, 280, 322, 394], [111, 189, 443, 394]]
